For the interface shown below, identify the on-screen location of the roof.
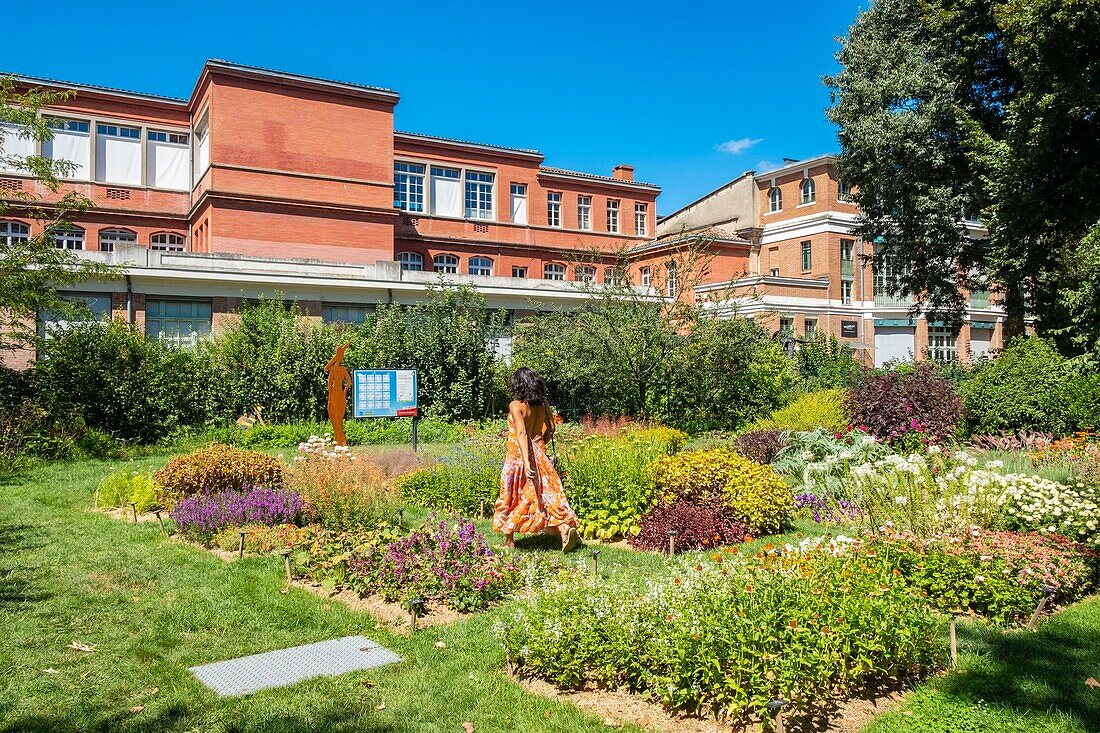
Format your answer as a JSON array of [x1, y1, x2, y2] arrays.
[[756, 154, 837, 180], [5, 73, 188, 105], [394, 131, 543, 160], [204, 60, 400, 101], [539, 167, 661, 191], [628, 226, 750, 255]]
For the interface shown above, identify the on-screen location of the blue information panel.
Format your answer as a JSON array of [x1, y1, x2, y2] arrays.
[[353, 369, 418, 418]]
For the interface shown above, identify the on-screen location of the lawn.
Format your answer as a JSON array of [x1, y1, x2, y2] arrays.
[[2, 455, 1099, 732]]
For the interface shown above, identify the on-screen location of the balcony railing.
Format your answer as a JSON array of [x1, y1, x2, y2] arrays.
[[874, 292, 915, 307], [969, 290, 991, 309]]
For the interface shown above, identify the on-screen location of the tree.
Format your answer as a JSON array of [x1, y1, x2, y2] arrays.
[[1040, 221, 1100, 360], [1, 76, 118, 352], [826, 0, 1100, 343]]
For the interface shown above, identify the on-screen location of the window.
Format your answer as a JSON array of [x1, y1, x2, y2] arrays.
[[193, 114, 210, 183], [0, 221, 30, 247], [0, 122, 36, 173], [841, 279, 854, 304], [39, 292, 112, 337], [430, 166, 461, 217], [322, 304, 373, 326], [800, 177, 816, 205], [805, 319, 817, 337], [151, 232, 186, 251], [96, 123, 142, 185], [394, 162, 425, 212], [779, 317, 794, 334], [577, 196, 591, 230], [640, 266, 651, 287], [98, 228, 135, 252], [837, 179, 853, 201], [928, 326, 958, 362], [464, 170, 494, 219], [434, 253, 459, 274], [469, 256, 493, 276], [146, 129, 189, 190], [145, 298, 212, 347], [547, 192, 562, 227], [574, 265, 596, 283], [511, 265, 527, 278], [666, 263, 678, 297], [841, 239, 855, 261], [54, 226, 84, 250], [635, 203, 648, 236], [43, 118, 91, 180], [801, 240, 812, 271], [770, 267, 780, 277], [510, 183, 527, 224], [768, 186, 782, 213], [606, 199, 620, 233], [543, 262, 565, 280], [397, 252, 423, 271], [604, 267, 623, 285]]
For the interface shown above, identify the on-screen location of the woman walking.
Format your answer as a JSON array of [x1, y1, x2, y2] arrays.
[[493, 367, 580, 552]]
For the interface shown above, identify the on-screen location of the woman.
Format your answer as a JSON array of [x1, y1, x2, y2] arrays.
[[493, 367, 580, 552]]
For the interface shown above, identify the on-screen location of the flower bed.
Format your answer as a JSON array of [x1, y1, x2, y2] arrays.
[[628, 499, 749, 552], [287, 435, 397, 530], [170, 485, 303, 544]]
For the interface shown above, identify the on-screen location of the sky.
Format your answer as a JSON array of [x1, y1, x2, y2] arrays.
[[0, 0, 864, 215]]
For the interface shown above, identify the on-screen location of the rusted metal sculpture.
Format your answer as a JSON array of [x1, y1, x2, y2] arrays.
[[325, 341, 353, 446]]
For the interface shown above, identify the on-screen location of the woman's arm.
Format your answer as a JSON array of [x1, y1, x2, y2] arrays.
[[543, 406, 556, 442], [509, 401, 536, 478]]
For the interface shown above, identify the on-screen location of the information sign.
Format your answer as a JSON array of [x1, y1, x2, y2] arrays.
[[353, 369, 418, 418]]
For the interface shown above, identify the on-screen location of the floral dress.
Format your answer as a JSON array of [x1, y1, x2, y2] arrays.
[[493, 411, 578, 535]]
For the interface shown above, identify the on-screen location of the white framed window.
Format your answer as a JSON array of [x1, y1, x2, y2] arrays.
[[841, 239, 855, 261], [145, 297, 212, 347], [193, 114, 210, 184], [577, 196, 591, 230], [841, 279, 854, 304], [397, 252, 423, 271], [779, 317, 794, 334], [394, 162, 425, 212], [146, 129, 189, 190], [96, 123, 142, 186], [770, 267, 780, 276], [928, 326, 958, 362], [98, 228, 136, 252], [547, 192, 562, 228], [768, 187, 782, 212], [469, 256, 493, 276], [837, 179, 853, 201], [510, 183, 527, 224], [430, 166, 462, 217], [39, 292, 112, 337], [801, 240, 812, 271], [0, 122, 36, 173], [604, 267, 623, 285], [634, 203, 648, 236], [0, 221, 30, 247], [54, 226, 84, 250], [151, 232, 186, 252], [464, 170, 494, 219], [322, 303, 373, 326], [607, 199, 620, 233], [666, 263, 678, 297], [640, 266, 651, 287], [511, 265, 527, 278], [574, 264, 596, 283], [434, 253, 459, 274], [43, 118, 91, 180], [543, 262, 565, 280], [805, 319, 817, 337], [800, 177, 816, 205]]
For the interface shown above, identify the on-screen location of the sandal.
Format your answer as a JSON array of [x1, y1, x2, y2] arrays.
[[561, 526, 579, 553]]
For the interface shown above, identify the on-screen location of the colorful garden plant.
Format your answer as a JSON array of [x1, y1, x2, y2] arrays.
[[154, 443, 285, 508], [170, 485, 303, 544]]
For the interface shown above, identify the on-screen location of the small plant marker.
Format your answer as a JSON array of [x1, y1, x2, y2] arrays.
[[667, 529, 678, 556], [407, 597, 424, 634], [238, 531, 246, 559], [93, 489, 99, 511], [949, 617, 958, 668], [279, 548, 292, 585], [766, 699, 788, 733], [591, 549, 600, 580], [1027, 585, 1057, 630], [479, 500, 486, 518], [397, 506, 405, 527], [154, 510, 167, 536], [129, 502, 138, 524]]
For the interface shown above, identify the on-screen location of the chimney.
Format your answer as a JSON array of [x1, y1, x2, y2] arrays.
[[782, 157, 799, 165], [612, 164, 634, 182]]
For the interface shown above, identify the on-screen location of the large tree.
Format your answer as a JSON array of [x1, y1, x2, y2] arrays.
[[0, 76, 117, 352], [826, 0, 1100, 343]]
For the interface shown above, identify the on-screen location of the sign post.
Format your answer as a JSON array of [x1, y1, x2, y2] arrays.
[[353, 369, 420, 451]]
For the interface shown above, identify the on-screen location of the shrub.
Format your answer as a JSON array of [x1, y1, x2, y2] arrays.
[[398, 432, 503, 516], [286, 436, 397, 530], [629, 499, 749, 552], [650, 448, 792, 534], [97, 470, 158, 513], [845, 365, 965, 444], [731, 428, 787, 464], [968, 430, 1055, 453], [154, 443, 285, 508], [214, 522, 314, 554], [749, 389, 848, 433], [772, 428, 887, 496], [170, 486, 303, 544], [198, 417, 468, 450], [795, 331, 863, 389]]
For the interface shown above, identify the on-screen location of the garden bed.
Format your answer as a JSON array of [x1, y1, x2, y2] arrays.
[[291, 581, 464, 633]]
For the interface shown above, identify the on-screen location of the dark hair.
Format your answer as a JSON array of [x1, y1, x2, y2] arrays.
[[510, 367, 547, 405]]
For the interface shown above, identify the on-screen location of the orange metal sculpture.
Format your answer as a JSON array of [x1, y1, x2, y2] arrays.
[[325, 341, 353, 446]]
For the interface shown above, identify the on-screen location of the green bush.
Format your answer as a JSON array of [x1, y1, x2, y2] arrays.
[[795, 331, 863, 388], [749, 388, 848, 433], [195, 417, 469, 450], [398, 434, 503, 516], [97, 469, 158, 512], [153, 443, 285, 508]]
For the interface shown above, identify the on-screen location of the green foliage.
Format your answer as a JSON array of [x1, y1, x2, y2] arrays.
[[97, 469, 158, 513], [398, 433, 503, 516], [795, 332, 862, 388], [195, 416, 468, 450], [153, 443, 285, 509], [749, 388, 848, 433], [772, 428, 888, 496]]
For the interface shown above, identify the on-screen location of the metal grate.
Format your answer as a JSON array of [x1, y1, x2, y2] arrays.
[[0, 178, 24, 193], [189, 635, 401, 697], [106, 188, 131, 200], [473, 223, 489, 234]]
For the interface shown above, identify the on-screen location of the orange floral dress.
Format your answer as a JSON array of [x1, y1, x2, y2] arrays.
[[493, 412, 578, 535]]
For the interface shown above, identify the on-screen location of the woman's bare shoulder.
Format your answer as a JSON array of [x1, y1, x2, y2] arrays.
[[508, 400, 528, 414]]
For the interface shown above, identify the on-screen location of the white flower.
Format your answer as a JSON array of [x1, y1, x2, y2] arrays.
[[894, 495, 908, 506]]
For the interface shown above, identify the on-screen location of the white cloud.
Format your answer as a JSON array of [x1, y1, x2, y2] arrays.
[[715, 137, 763, 155], [753, 159, 781, 173]]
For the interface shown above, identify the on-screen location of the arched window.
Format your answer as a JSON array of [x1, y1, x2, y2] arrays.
[[151, 232, 186, 252], [768, 187, 782, 213], [54, 226, 84, 251], [543, 262, 565, 281], [98, 228, 136, 252], [469, 256, 493, 276], [0, 221, 30, 247], [397, 252, 423, 272], [837, 179, 852, 202], [433, 253, 458, 274], [574, 265, 596, 283], [639, 266, 652, 287], [800, 177, 816, 205]]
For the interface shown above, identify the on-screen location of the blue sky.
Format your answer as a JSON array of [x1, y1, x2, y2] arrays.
[[1, 0, 862, 214]]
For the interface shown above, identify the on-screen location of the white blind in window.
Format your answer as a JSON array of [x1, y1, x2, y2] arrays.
[[147, 140, 189, 190], [43, 128, 90, 179], [96, 134, 141, 186], [431, 172, 461, 217], [0, 123, 36, 172], [511, 192, 527, 224], [194, 125, 210, 183]]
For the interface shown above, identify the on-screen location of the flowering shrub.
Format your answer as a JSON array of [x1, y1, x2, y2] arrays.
[[1030, 432, 1100, 484], [398, 432, 503, 516], [968, 430, 1055, 453], [845, 366, 965, 446], [498, 547, 941, 722], [98, 469, 158, 513], [731, 428, 788, 465], [793, 491, 861, 523], [286, 435, 397, 531], [170, 486, 303, 544], [154, 443, 284, 508], [347, 515, 521, 611], [290, 525, 401, 591], [772, 427, 886, 497], [650, 448, 792, 534], [629, 499, 749, 552]]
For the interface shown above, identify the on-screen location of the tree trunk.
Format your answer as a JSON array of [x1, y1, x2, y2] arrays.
[[1001, 278, 1028, 343]]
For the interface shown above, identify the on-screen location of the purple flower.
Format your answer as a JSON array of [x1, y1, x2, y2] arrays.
[[170, 485, 303, 541]]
